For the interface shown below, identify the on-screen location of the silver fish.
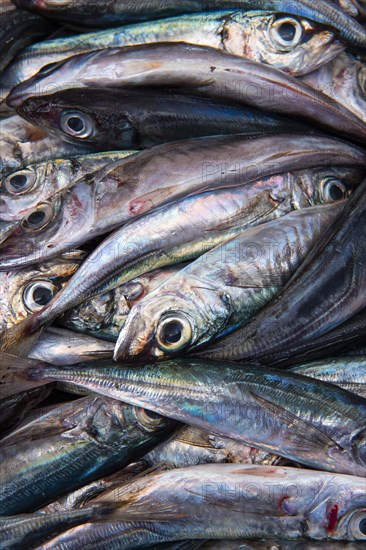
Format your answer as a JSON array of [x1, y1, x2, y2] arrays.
[[8, 357, 366, 476], [8, 43, 366, 144], [41, 465, 366, 547], [115, 201, 343, 362], [0, 9, 345, 108]]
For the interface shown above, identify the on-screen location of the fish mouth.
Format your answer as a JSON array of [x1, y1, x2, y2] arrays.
[[114, 314, 156, 364]]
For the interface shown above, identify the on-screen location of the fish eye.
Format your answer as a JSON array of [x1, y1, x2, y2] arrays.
[[133, 407, 165, 431], [4, 169, 36, 195], [270, 17, 303, 51], [60, 110, 94, 139], [347, 510, 366, 539], [156, 313, 192, 352], [23, 281, 59, 312], [321, 178, 349, 203], [22, 203, 54, 231], [357, 66, 366, 96]]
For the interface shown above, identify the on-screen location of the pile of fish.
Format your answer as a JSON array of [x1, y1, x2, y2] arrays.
[[0, 0, 366, 548]]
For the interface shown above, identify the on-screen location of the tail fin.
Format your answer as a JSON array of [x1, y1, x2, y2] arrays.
[[0, 352, 50, 399]]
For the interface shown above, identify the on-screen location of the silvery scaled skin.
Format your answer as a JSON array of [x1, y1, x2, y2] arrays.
[[0, 251, 85, 331], [0, 115, 91, 176], [115, 201, 343, 361], [13, 357, 366, 477], [40, 465, 366, 547], [11, 0, 366, 46], [8, 43, 366, 144], [290, 356, 366, 399], [0, 8, 344, 107], [0, 394, 178, 515], [199, 176, 366, 362], [301, 52, 366, 123], [1, 134, 365, 271], [59, 265, 187, 341], [0, 151, 134, 223]]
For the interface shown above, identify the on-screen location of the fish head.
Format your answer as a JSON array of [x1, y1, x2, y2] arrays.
[[0, 251, 84, 330], [291, 166, 364, 209], [114, 276, 232, 362], [224, 12, 345, 76], [85, 396, 177, 449], [18, 89, 139, 149], [305, 474, 366, 540], [0, 180, 95, 269], [0, 159, 73, 223]]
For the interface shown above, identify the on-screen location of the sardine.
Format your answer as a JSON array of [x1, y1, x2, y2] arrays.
[[0, 384, 52, 435], [7, 357, 366, 476], [300, 52, 366, 123], [0, 251, 85, 331], [199, 541, 366, 549], [11, 0, 366, 47], [0, 393, 178, 514], [1, 134, 364, 271], [290, 356, 366, 399], [8, 43, 366, 143], [59, 265, 188, 341], [17, 88, 311, 150], [39, 465, 366, 547], [0, 9, 345, 107], [115, 201, 343, 362], [0, 151, 134, 223], [0, 115, 91, 175], [198, 176, 366, 362]]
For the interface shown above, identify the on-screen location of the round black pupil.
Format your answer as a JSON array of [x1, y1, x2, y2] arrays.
[[10, 174, 28, 190], [33, 286, 53, 306], [278, 22, 296, 41], [163, 321, 182, 344], [143, 408, 161, 420], [27, 210, 46, 226], [67, 116, 84, 133], [329, 184, 345, 201], [359, 517, 366, 535]]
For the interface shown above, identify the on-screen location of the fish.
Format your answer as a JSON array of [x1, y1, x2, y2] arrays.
[[300, 52, 366, 123], [0, 392, 178, 514], [1, 133, 364, 270], [199, 541, 366, 549], [40, 464, 366, 547], [197, 175, 366, 362], [59, 265, 189, 341], [0, 115, 92, 176], [0, 150, 135, 223], [0, 251, 85, 331], [9, 43, 366, 144], [17, 88, 312, 150], [29, 327, 114, 365], [115, 201, 343, 362], [290, 356, 366, 399], [0, 8, 58, 75], [0, 8, 345, 108], [144, 425, 292, 469], [2, 141, 363, 357], [6, 357, 366, 476], [11, 0, 366, 47]]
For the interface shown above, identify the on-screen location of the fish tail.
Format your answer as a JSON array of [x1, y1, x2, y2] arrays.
[[0, 352, 51, 399], [0, 313, 46, 357]]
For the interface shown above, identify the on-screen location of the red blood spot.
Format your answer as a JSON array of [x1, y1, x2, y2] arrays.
[[328, 504, 339, 533]]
